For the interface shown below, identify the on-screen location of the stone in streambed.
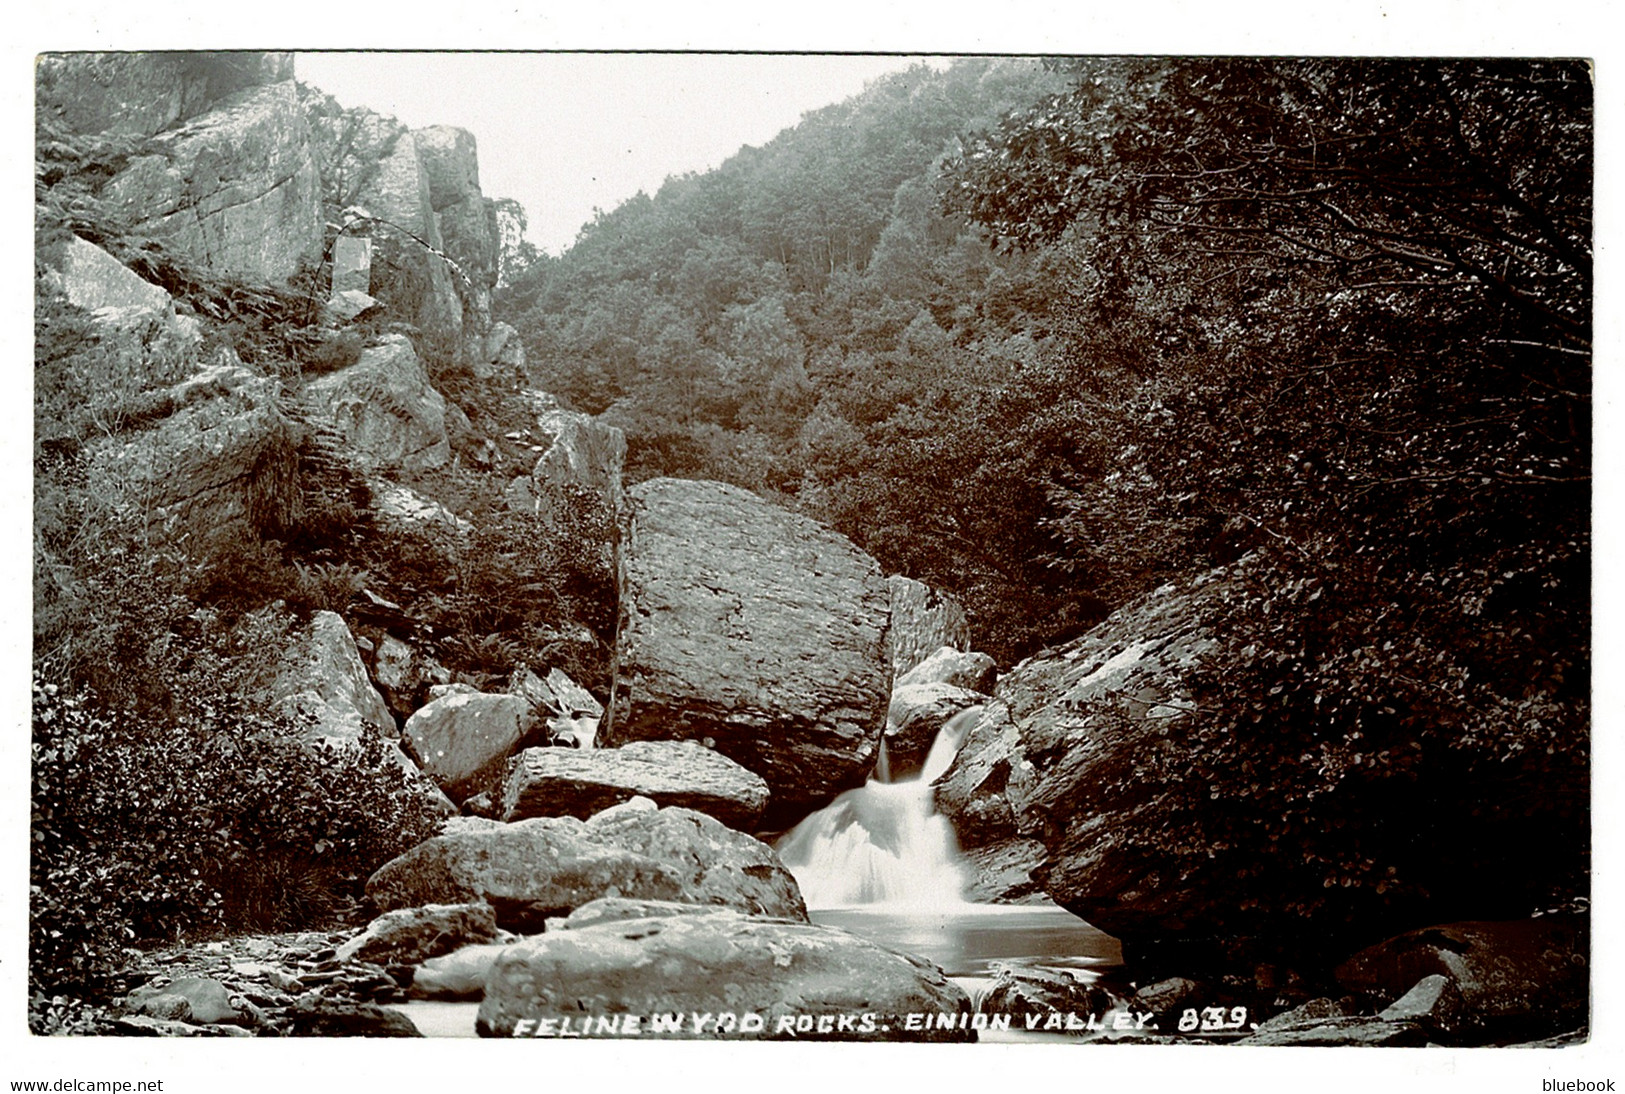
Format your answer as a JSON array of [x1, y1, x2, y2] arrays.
[[477, 907, 973, 1040], [365, 798, 805, 932], [501, 740, 768, 829]]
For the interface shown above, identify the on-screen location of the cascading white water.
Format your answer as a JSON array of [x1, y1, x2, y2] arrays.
[[776, 705, 983, 909]]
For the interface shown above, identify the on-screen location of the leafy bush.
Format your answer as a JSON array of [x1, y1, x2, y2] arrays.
[[30, 669, 443, 993]]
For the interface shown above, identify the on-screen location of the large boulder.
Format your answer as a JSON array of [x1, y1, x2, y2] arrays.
[[98, 81, 322, 284], [1334, 917, 1589, 1039], [301, 334, 449, 472], [502, 741, 770, 829], [400, 689, 532, 804], [365, 798, 806, 932], [37, 51, 294, 139], [477, 906, 973, 1040], [886, 575, 971, 682], [604, 479, 892, 824]]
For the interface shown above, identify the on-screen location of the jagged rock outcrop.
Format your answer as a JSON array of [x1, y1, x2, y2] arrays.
[[301, 95, 495, 358], [85, 356, 293, 542], [365, 798, 806, 932], [36, 51, 294, 140], [272, 610, 396, 743], [502, 741, 770, 829], [505, 394, 627, 520], [886, 575, 971, 682], [933, 701, 1031, 849], [604, 479, 892, 823], [400, 689, 532, 804], [414, 125, 499, 361], [98, 80, 322, 284], [301, 334, 449, 472], [477, 905, 973, 1040]]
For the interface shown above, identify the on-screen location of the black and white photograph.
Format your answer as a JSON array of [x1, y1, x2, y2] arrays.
[[11, 7, 1617, 1091]]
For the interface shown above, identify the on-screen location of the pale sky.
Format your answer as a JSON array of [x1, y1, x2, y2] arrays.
[[295, 53, 947, 256]]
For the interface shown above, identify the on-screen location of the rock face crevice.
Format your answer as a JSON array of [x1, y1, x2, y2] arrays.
[[604, 479, 892, 824]]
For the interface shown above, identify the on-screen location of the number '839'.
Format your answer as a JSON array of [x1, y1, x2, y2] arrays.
[[1177, 1006, 1248, 1032]]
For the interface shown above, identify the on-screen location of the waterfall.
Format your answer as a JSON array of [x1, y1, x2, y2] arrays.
[[776, 705, 982, 909]]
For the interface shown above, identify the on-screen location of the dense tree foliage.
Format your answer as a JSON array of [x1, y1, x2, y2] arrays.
[[940, 58, 1590, 950]]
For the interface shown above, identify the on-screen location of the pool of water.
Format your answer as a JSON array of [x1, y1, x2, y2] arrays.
[[811, 902, 1121, 978]]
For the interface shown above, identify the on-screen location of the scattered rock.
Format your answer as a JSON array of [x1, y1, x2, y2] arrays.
[[897, 646, 997, 694], [125, 976, 241, 1025], [365, 798, 805, 932], [1131, 976, 1206, 1023], [369, 632, 454, 722], [335, 902, 500, 966], [502, 740, 769, 829], [477, 907, 973, 1040], [606, 479, 892, 824], [283, 995, 422, 1037], [1251, 996, 1354, 1033]]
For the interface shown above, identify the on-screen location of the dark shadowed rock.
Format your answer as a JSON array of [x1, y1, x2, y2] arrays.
[[335, 902, 500, 966], [979, 963, 1127, 1027], [605, 479, 892, 823], [284, 995, 421, 1037], [502, 741, 769, 829], [365, 798, 805, 932], [1335, 916, 1589, 1037], [477, 907, 972, 1040], [886, 576, 971, 682], [1240, 1015, 1430, 1046]]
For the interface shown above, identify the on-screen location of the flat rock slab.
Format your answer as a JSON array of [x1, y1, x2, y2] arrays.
[[502, 740, 769, 829], [335, 902, 499, 966], [366, 798, 805, 933], [477, 907, 973, 1040], [605, 479, 892, 824]]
